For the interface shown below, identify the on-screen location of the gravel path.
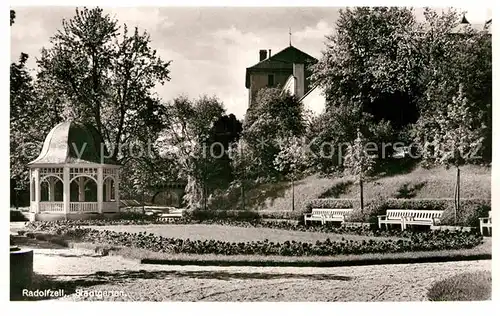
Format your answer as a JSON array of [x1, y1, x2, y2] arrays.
[[28, 247, 491, 302]]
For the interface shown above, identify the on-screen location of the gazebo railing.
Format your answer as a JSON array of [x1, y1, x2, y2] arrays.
[[69, 202, 99, 213], [39, 202, 65, 213], [34, 201, 118, 214]]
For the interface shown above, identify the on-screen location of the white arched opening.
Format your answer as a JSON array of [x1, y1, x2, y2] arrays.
[[70, 175, 98, 202], [40, 175, 63, 202], [103, 176, 116, 202]]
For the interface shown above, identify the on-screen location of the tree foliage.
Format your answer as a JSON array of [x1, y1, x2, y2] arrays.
[[274, 136, 310, 180], [343, 130, 376, 210], [241, 88, 306, 180], [36, 7, 172, 163], [312, 7, 420, 130], [312, 7, 491, 167], [415, 8, 492, 162], [413, 85, 485, 168], [157, 95, 241, 208], [343, 130, 376, 180]]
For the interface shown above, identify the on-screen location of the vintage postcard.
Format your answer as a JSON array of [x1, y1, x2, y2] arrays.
[[8, 3, 493, 305]]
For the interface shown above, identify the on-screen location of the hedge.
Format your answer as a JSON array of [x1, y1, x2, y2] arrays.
[[186, 209, 261, 222], [10, 210, 29, 222], [305, 199, 357, 212]]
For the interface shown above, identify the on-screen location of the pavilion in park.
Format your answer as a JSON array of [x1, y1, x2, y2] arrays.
[[28, 121, 121, 221]]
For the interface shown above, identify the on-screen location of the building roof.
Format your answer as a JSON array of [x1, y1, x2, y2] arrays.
[[450, 15, 492, 34], [28, 121, 116, 166], [245, 45, 317, 88]]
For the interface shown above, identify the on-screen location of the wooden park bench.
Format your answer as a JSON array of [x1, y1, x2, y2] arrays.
[[378, 209, 443, 230], [157, 209, 184, 222], [304, 208, 353, 225], [479, 211, 492, 236]]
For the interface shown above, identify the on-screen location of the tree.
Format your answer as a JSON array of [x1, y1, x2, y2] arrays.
[[10, 50, 61, 206], [36, 7, 172, 164], [311, 7, 421, 131], [342, 129, 376, 211], [242, 88, 306, 180], [410, 9, 491, 222], [416, 8, 492, 163], [312, 6, 491, 175], [157, 95, 227, 209], [413, 85, 484, 223], [34, 7, 173, 198], [206, 114, 243, 189], [120, 152, 179, 209], [274, 136, 310, 212], [306, 96, 392, 176], [228, 139, 260, 210], [10, 53, 37, 203]]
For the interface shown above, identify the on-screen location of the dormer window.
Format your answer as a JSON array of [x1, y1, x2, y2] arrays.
[[268, 74, 275, 87]]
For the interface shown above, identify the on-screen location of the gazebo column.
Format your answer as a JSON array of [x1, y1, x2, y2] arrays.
[[29, 169, 33, 212], [33, 168, 40, 214], [97, 167, 103, 213], [48, 177, 55, 202], [115, 169, 120, 211], [78, 177, 85, 202], [63, 167, 70, 215], [106, 179, 112, 201]]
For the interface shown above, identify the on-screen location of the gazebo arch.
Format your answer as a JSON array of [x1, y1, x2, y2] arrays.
[[28, 121, 121, 220]]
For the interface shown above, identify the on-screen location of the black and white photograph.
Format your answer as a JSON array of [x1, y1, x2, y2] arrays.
[[8, 2, 494, 305]]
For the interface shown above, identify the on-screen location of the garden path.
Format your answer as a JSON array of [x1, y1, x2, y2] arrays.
[[29, 247, 491, 301]]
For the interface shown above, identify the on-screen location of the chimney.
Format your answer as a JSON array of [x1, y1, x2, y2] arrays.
[[293, 63, 305, 99], [268, 49, 272, 58], [259, 49, 267, 61]]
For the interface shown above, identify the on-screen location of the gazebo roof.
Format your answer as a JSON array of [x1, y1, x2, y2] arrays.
[[28, 121, 116, 166]]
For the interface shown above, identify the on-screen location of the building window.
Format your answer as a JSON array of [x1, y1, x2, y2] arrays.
[[267, 74, 274, 87]]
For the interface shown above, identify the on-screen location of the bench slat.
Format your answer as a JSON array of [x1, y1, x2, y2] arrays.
[[379, 209, 444, 230], [305, 208, 354, 225]]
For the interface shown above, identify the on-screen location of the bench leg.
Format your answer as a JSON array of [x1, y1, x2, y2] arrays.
[[378, 221, 382, 230]]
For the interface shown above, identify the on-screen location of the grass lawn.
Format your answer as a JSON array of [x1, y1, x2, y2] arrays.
[[89, 224, 397, 243], [427, 270, 491, 301]]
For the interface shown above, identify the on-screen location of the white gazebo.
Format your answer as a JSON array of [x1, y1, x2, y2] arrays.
[[28, 121, 121, 221]]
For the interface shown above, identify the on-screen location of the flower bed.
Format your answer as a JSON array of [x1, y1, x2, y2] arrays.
[[22, 222, 482, 257]]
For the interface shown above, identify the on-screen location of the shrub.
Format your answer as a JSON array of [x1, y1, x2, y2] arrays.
[[10, 210, 28, 222], [345, 196, 387, 225], [427, 271, 491, 301], [305, 199, 357, 213], [385, 198, 449, 210], [440, 199, 491, 227], [186, 209, 261, 222], [114, 211, 156, 221], [258, 210, 301, 220]]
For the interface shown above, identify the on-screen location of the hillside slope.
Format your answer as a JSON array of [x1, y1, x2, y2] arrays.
[[243, 165, 491, 212]]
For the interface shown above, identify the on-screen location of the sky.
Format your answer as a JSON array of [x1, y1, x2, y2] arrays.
[[10, 6, 492, 119]]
